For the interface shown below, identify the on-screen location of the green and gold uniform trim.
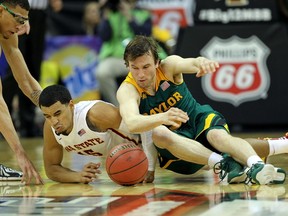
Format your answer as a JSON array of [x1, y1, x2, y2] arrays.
[[124, 67, 173, 97]]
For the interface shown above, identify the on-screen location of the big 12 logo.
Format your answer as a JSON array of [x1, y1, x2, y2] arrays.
[[200, 36, 271, 106]]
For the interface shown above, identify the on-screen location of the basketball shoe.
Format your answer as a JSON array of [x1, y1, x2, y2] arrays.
[[0, 164, 23, 181], [213, 154, 244, 183], [245, 163, 286, 185], [227, 165, 286, 184]]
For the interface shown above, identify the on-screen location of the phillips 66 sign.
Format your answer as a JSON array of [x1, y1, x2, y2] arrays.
[[200, 36, 271, 106]]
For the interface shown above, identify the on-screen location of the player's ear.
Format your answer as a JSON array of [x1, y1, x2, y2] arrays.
[[68, 100, 74, 108], [155, 59, 160, 68]]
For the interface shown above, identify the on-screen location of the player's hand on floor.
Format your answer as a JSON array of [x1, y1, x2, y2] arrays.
[[80, 162, 101, 184], [143, 171, 155, 183], [16, 152, 43, 185]]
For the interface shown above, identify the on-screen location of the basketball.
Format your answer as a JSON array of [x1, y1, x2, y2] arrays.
[[106, 143, 148, 186]]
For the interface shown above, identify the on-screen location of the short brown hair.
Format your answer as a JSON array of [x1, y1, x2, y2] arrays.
[[124, 35, 159, 67]]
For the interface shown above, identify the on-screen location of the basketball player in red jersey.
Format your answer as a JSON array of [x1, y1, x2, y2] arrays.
[[39, 85, 147, 184]]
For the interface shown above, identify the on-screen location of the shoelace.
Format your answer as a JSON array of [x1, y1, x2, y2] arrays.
[[213, 159, 230, 181], [244, 163, 264, 185], [244, 166, 254, 184], [4, 167, 18, 172]]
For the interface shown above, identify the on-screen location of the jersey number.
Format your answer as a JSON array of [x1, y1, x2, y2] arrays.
[[78, 149, 103, 156]]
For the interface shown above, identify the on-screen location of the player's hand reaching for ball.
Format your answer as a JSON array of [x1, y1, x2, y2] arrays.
[[143, 171, 155, 183], [80, 162, 101, 184], [16, 151, 43, 185]]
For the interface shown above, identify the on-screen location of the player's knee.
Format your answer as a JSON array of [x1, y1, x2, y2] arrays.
[[152, 126, 172, 148], [207, 128, 229, 146], [152, 127, 165, 143]]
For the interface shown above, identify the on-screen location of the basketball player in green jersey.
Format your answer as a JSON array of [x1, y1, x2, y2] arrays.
[[117, 35, 286, 185]]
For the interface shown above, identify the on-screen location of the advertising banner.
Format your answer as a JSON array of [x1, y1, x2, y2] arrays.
[[138, 0, 194, 39], [175, 23, 288, 127], [40, 36, 102, 101], [194, 0, 281, 24]]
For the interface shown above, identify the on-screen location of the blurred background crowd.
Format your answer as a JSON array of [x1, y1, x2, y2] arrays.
[[1, 0, 288, 138]]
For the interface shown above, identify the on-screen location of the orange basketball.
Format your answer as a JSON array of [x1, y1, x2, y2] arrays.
[[106, 143, 148, 186]]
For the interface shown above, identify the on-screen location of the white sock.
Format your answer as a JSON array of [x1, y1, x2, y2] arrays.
[[247, 155, 264, 167], [208, 152, 223, 169], [268, 139, 288, 156]]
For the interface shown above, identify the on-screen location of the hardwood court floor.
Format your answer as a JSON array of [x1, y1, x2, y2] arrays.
[[0, 132, 288, 215]]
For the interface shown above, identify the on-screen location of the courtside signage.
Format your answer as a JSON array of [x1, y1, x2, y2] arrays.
[[200, 36, 270, 106]]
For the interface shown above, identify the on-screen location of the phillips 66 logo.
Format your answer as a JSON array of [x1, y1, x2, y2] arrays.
[[200, 36, 270, 106]]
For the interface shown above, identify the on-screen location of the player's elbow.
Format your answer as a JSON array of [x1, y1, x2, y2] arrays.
[[44, 164, 62, 183], [122, 116, 140, 133], [45, 170, 59, 182], [126, 122, 139, 133]]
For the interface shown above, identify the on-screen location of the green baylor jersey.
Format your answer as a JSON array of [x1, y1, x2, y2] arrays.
[[124, 67, 228, 174], [124, 67, 218, 139]]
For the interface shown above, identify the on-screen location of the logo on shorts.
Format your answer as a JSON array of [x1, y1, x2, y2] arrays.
[[200, 36, 270, 106]]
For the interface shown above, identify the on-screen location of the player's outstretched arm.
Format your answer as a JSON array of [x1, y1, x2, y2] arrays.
[[1, 35, 42, 106], [163, 55, 219, 78], [0, 83, 43, 184]]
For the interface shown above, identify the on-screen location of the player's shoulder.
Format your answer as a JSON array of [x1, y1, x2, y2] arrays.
[[118, 80, 138, 96], [87, 100, 121, 130], [162, 55, 182, 63], [160, 55, 182, 75], [88, 100, 117, 117], [160, 55, 182, 68]]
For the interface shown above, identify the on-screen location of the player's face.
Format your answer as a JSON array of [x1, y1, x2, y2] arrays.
[[0, 4, 29, 39], [41, 101, 74, 135], [128, 51, 159, 90]]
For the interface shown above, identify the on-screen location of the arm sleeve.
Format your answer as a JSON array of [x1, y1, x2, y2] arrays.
[[140, 131, 157, 171]]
